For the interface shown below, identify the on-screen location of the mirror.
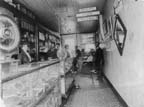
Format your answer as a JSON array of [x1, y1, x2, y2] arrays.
[[113, 14, 127, 56]]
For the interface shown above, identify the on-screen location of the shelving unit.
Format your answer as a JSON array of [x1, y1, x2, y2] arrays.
[[0, 0, 60, 63], [38, 26, 60, 61]]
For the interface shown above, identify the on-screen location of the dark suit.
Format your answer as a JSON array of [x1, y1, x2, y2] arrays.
[[95, 48, 104, 76]]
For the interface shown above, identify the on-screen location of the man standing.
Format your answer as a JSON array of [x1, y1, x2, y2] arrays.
[[73, 46, 81, 72], [20, 44, 32, 64], [57, 43, 67, 97], [72, 46, 81, 89], [64, 44, 70, 59], [75, 46, 81, 59], [95, 43, 104, 78]]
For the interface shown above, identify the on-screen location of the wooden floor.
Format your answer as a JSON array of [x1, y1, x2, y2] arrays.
[[64, 64, 124, 107]]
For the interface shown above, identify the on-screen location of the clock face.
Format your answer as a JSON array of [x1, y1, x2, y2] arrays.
[[0, 15, 20, 52]]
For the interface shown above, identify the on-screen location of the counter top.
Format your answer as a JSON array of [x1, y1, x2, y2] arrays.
[[2, 59, 60, 83]]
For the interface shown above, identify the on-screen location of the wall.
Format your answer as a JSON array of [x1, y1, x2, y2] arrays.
[[77, 33, 96, 52], [103, 0, 144, 107], [62, 33, 96, 53], [60, 17, 77, 34], [62, 34, 76, 48]]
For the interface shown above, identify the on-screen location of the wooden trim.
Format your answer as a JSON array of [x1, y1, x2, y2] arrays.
[[2, 61, 59, 83], [103, 74, 129, 107]]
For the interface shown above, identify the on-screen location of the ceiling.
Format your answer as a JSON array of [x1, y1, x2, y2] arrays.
[[14, 0, 106, 33]]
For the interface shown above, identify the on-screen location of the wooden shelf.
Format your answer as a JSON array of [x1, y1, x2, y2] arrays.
[[0, 1, 36, 23]]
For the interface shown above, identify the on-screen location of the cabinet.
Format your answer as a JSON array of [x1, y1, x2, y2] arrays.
[[19, 19, 37, 62]]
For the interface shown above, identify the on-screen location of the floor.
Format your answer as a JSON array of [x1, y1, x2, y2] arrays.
[[64, 64, 124, 107]]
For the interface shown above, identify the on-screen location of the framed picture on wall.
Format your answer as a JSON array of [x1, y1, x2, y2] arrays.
[[111, 16, 114, 30], [107, 18, 111, 34], [103, 20, 108, 35], [107, 17, 113, 39], [103, 19, 113, 42], [113, 14, 127, 56]]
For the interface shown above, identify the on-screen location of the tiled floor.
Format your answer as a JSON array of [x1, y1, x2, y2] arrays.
[[64, 64, 124, 107]]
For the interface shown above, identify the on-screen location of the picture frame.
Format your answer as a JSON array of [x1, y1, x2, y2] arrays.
[[113, 14, 127, 56], [103, 20, 108, 35], [111, 16, 114, 30], [107, 18, 111, 34], [105, 20, 109, 34], [107, 17, 113, 39]]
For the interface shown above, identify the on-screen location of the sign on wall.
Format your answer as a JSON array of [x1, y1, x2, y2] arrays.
[[76, 7, 100, 22]]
